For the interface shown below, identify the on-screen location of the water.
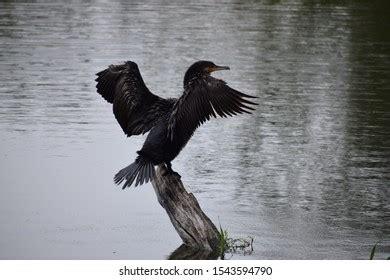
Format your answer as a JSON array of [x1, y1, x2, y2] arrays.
[[0, 0, 389, 259]]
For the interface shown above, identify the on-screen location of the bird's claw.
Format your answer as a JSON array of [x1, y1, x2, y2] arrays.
[[163, 165, 181, 178], [162, 170, 181, 178]]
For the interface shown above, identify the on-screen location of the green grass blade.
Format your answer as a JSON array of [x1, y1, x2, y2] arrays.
[[369, 243, 378, 260]]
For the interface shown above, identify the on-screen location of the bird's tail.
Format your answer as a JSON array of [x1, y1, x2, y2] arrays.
[[114, 156, 156, 189]]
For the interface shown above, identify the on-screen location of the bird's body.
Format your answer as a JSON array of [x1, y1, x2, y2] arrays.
[[95, 60, 257, 188]]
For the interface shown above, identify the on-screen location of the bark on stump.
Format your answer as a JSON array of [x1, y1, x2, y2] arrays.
[[151, 165, 220, 252]]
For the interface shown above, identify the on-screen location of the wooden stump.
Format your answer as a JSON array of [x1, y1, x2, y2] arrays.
[[151, 165, 220, 252]]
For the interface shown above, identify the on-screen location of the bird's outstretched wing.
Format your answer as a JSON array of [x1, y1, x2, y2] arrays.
[[95, 61, 171, 137], [167, 75, 257, 142]]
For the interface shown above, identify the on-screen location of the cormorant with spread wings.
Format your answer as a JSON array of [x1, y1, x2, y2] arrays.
[[95, 60, 257, 188]]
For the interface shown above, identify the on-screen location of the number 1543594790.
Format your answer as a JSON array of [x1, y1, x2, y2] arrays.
[[212, 266, 272, 276]]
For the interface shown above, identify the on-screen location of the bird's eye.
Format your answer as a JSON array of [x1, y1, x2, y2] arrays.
[[206, 66, 214, 73]]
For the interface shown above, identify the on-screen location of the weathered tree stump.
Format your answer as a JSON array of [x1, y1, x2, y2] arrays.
[[151, 165, 220, 252]]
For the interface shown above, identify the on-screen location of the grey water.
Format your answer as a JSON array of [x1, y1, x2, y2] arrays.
[[0, 0, 389, 259]]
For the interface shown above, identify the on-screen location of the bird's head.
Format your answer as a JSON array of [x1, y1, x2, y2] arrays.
[[184, 60, 230, 87]]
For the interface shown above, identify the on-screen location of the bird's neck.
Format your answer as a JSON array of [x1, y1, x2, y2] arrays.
[[183, 71, 203, 88]]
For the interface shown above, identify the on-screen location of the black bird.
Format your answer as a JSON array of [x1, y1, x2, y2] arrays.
[[95, 60, 257, 188]]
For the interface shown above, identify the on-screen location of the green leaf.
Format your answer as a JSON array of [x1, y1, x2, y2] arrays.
[[370, 242, 378, 260]]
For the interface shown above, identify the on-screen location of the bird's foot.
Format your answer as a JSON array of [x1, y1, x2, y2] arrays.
[[163, 163, 181, 178], [171, 171, 181, 178], [162, 169, 181, 178]]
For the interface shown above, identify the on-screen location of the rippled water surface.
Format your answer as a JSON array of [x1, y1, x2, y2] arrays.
[[0, 0, 389, 259]]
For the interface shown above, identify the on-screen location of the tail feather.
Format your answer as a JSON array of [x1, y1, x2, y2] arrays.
[[113, 162, 137, 185], [146, 163, 152, 184], [135, 164, 145, 186], [114, 156, 156, 189]]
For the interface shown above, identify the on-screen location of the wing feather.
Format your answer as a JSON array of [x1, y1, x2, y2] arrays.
[[95, 61, 173, 137], [168, 75, 257, 141]]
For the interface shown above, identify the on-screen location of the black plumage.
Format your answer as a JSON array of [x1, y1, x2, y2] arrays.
[[95, 60, 257, 188]]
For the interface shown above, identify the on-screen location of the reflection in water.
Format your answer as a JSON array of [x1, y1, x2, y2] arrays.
[[0, 1, 389, 259], [168, 245, 218, 260]]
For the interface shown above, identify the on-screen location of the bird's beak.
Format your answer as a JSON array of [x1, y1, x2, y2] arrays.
[[210, 65, 230, 72]]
